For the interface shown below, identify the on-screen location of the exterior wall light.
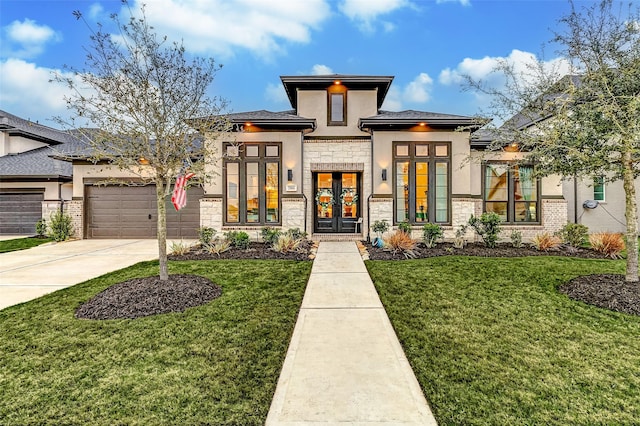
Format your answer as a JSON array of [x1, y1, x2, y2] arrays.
[[381, 168, 387, 181], [287, 169, 293, 181]]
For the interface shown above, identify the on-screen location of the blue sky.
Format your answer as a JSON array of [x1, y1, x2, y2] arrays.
[[0, 0, 586, 128]]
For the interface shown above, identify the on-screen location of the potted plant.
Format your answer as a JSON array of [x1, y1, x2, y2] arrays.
[[372, 219, 389, 247]]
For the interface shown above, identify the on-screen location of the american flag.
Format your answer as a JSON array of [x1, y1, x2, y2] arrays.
[[171, 172, 195, 211]]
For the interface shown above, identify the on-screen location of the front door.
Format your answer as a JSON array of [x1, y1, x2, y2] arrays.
[[314, 172, 360, 233]]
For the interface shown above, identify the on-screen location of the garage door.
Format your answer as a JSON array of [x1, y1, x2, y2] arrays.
[[86, 185, 203, 239], [0, 192, 43, 235]]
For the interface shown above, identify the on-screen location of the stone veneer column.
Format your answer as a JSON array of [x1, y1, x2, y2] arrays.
[[282, 196, 306, 231], [199, 197, 223, 233], [368, 197, 393, 240], [64, 199, 84, 239]]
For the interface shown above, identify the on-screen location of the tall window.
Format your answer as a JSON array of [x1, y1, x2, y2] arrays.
[[593, 176, 605, 201], [328, 86, 347, 126], [483, 163, 539, 223], [394, 142, 450, 224], [224, 143, 280, 225]]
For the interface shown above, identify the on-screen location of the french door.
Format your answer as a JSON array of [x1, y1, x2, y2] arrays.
[[314, 172, 360, 233]]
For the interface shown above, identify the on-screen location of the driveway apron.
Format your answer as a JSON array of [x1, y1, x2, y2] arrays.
[[266, 241, 437, 425], [0, 239, 160, 310]]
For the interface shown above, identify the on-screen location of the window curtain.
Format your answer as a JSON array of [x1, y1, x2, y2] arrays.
[[519, 166, 534, 201]]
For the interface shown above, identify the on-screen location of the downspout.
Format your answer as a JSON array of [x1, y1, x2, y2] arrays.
[[367, 125, 374, 243], [574, 174, 578, 223]]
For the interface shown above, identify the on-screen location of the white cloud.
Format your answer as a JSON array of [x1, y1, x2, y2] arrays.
[[264, 82, 289, 105], [0, 59, 79, 126], [311, 64, 334, 75], [403, 72, 433, 103], [339, 0, 410, 33], [2, 19, 61, 59], [439, 49, 571, 87], [381, 86, 402, 111], [88, 3, 105, 20], [127, 0, 331, 59], [436, 0, 471, 6]]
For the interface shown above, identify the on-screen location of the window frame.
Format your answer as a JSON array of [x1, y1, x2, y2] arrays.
[[482, 161, 541, 224], [392, 141, 451, 225], [593, 176, 606, 202], [327, 88, 347, 126], [223, 142, 281, 226]]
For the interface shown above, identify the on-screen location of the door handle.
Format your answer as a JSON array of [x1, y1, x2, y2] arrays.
[[148, 214, 152, 220]]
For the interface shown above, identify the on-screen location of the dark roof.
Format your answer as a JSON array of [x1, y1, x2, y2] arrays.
[[0, 145, 73, 179], [280, 75, 394, 110], [225, 110, 316, 130], [0, 110, 77, 146], [359, 110, 482, 130]]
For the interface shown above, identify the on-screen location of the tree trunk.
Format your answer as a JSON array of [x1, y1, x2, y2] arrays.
[[622, 153, 639, 283], [156, 181, 169, 281]]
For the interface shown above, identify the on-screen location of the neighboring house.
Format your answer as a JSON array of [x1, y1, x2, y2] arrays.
[[0, 110, 79, 235], [62, 74, 569, 240]]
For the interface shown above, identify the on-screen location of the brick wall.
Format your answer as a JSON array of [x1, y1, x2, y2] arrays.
[[63, 199, 83, 239]]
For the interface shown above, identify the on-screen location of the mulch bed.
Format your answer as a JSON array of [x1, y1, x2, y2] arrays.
[[559, 274, 640, 316], [76, 239, 638, 320], [168, 241, 315, 261], [75, 274, 222, 320], [365, 241, 611, 260]]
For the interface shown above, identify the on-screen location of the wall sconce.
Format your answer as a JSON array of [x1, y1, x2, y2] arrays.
[[287, 169, 293, 181], [381, 168, 387, 181]]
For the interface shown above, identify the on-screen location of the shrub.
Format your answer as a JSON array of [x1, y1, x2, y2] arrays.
[[261, 226, 282, 246], [384, 230, 417, 259], [285, 227, 307, 240], [48, 210, 74, 242], [398, 220, 412, 234], [510, 230, 523, 248], [272, 234, 302, 253], [422, 223, 443, 248], [198, 226, 216, 246], [589, 232, 625, 259], [531, 232, 562, 251], [453, 225, 468, 249], [372, 220, 389, 236], [224, 231, 250, 249], [169, 240, 191, 255], [203, 238, 231, 256], [558, 223, 589, 248], [35, 219, 47, 237], [468, 212, 502, 248]]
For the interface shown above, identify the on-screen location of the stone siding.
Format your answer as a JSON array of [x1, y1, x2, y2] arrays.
[[64, 199, 83, 239], [200, 197, 223, 232], [303, 139, 372, 236]]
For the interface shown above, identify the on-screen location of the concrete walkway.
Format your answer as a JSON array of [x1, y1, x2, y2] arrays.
[[266, 241, 437, 425], [0, 239, 163, 310]]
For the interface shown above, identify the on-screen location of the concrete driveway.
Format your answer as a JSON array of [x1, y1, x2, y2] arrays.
[[0, 239, 169, 310]]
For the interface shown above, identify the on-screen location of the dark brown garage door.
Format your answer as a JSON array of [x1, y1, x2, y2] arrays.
[[86, 185, 203, 239], [0, 192, 43, 235]]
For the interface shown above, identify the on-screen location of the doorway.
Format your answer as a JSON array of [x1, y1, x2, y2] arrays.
[[314, 172, 360, 233]]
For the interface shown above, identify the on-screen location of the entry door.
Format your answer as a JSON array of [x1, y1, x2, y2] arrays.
[[314, 172, 360, 233]]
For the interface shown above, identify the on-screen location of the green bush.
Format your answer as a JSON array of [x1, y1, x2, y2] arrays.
[[285, 227, 307, 240], [35, 219, 47, 237], [224, 231, 250, 249], [48, 210, 74, 242], [558, 223, 589, 247], [261, 226, 282, 245], [372, 220, 389, 236], [422, 223, 443, 248], [198, 226, 216, 245], [398, 220, 412, 234], [510, 230, 523, 248], [468, 213, 502, 248]]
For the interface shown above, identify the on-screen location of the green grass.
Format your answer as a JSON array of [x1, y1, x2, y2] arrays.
[[366, 256, 640, 425], [0, 236, 52, 253], [0, 259, 312, 425]]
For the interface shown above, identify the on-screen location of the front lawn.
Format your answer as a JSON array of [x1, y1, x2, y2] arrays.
[[0, 236, 52, 253], [366, 256, 640, 425], [0, 259, 311, 425]]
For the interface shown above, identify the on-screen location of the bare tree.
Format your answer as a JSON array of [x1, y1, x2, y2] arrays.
[[54, 1, 230, 280], [464, 0, 639, 283]]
